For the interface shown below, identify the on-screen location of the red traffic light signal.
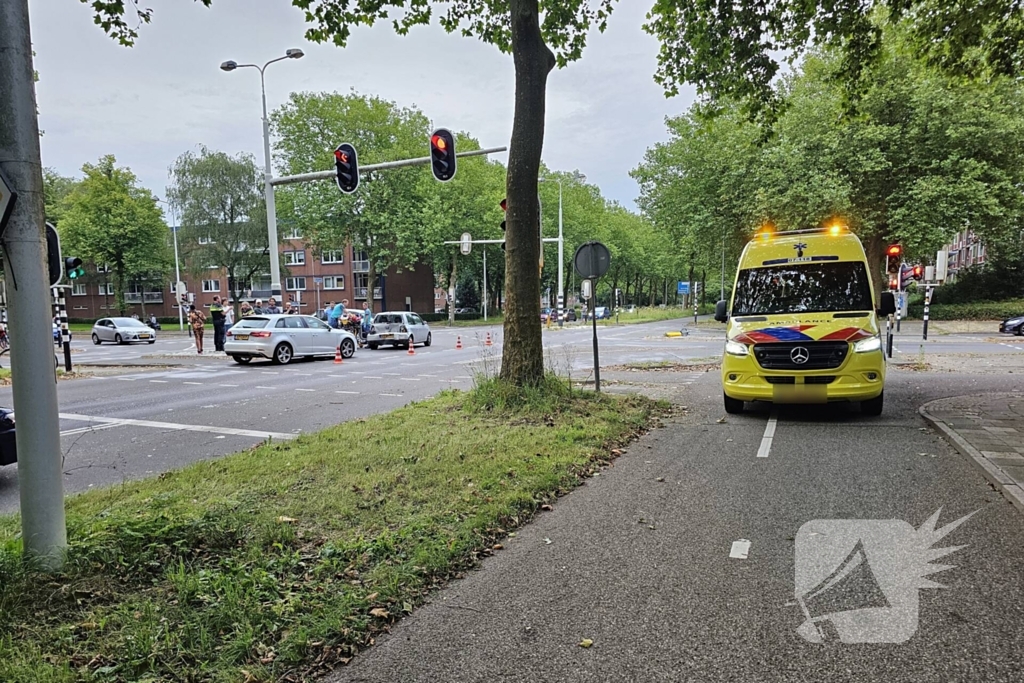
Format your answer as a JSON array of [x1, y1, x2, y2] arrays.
[[912, 265, 923, 279], [886, 243, 903, 274], [430, 128, 456, 182], [334, 143, 358, 194]]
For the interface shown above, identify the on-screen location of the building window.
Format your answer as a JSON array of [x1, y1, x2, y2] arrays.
[[98, 283, 114, 295], [73, 305, 87, 311], [96, 263, 111, 273], [286, 277, 306, 291], [72, 283, 87, 296], [284, 226, 301, 239], [198, 235, 214, 245], [321, 249, 345, 264], [284, 250, 305, 265], [323, 275, 345, 290], [202, 279, 221, 293]]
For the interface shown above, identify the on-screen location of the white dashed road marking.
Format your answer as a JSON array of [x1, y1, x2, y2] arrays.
[[756, 413, 778, 459], [730, 539, 751, 559]]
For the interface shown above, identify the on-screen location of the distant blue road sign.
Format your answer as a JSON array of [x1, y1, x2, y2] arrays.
[[677, 281, 690, 295]]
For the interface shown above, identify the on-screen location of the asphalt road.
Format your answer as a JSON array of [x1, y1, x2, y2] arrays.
[[0, 318, 723, 512], [328, 366, 1024, 683]]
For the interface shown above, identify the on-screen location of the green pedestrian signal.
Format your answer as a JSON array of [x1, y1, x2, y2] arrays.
[[65, 256, 84, 279]]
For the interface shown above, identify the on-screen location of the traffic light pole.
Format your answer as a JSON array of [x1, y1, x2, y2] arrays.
[[0, 0, 67, 568], [52, 286, 71, 372], [271, 147, 508, 187]]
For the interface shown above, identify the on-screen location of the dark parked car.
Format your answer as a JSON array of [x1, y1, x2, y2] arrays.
[[0, 408, 15, 466], [999, 315, 1024, 336]]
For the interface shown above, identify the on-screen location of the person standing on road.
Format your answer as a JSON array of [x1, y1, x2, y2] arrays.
[[224, 303, 235, 328], [210, 296, 226, 352], [240, 300, 253, 317], [362, 303, 373, 343], [188, 304, 207, 355], [252, 299, 264, 315], [331, 300, 346, 328], [265, 298, 282, 315]]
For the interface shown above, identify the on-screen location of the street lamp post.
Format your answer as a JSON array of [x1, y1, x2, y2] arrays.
[[220, 48, 304, 299], [539, 177, 564, 327], [156, 198, 184, 331]]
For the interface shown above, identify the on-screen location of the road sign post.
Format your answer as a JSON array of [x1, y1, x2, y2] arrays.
[[574, 242, 611, 393]]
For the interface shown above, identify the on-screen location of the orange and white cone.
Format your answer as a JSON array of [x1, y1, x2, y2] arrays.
[[485, 332, 493, 347], [407, 340, 416, 356], [334, 346, 343, 364], [456, 335, 463, 350]]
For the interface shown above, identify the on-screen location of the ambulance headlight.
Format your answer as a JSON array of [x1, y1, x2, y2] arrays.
[[725, 340, 749, 357], [854, 336, 882, 353]]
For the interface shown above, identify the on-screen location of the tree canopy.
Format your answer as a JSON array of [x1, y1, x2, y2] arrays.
[[58, 156, 171, 315], [633, 34, 1024, 298], [167, 146, 270, 315]]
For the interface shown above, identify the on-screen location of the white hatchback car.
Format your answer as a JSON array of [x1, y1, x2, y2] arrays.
[[224, 314, 357, 365], [366, 311, 431, 349]]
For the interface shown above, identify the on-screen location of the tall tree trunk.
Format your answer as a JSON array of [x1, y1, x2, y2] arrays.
[[114, 262, 126, 316], [649, 277, 656, 307], [865, 232, 886, 305], [500, 0, 554, 386]]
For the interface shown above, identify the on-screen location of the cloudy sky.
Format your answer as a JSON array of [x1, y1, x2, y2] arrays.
[[30, 0, 694, 212]]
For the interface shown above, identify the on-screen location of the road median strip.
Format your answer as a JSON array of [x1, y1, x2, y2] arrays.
[[1, 378, 664, 682]]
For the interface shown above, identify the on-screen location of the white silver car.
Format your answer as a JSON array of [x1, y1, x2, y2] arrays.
[[91, 317, 156, 345], [224, 314, 357, 365], [366, 311, 431, 350]]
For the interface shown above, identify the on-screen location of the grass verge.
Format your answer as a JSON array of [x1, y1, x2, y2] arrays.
[[0, 377, 664, 683], [596, 306, 705, 326]]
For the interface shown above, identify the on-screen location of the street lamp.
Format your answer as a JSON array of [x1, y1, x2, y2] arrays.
[[539, 176, 565, 326], [219, 48, 305, 299], [156, 198, 184, 331]]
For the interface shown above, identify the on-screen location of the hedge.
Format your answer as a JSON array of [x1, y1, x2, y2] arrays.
[[906, 299, 1024, 321], [419, 312, 482, 322]]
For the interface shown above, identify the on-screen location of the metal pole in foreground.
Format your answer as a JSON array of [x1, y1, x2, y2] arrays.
[[0, 0, 67, 567], [922, 286, 932, 341], [482, 248, 487, 322], [590, 279, 601, 393], [259, 71, 282, 299]]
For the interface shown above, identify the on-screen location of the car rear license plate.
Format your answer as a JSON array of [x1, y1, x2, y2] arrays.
[[235, 334, 249, 341], [381, 333, 394, 339]]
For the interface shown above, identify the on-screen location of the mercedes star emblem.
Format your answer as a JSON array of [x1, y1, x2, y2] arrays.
[[790, 347, 810, 364]]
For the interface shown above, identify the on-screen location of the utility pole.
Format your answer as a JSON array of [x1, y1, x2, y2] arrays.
[[0, 0, 67, 568]]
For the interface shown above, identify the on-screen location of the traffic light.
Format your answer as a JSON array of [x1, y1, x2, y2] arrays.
[[500, 198, 507, 252], [334, 143, 358, 194], [65, 256, 84, 280], [45, 223, 62, 287], [885, 244, 902, 274], [430, 128, 456, 182], [888, 275, 898, 290], [911, 265, 923, 280]]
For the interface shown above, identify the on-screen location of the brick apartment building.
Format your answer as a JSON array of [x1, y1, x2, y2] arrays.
[[64, 228, 435, 321], [942, 229, 987, 282]]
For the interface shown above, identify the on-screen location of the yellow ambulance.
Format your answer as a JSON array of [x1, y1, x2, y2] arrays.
[[715, 227, 896, 415]]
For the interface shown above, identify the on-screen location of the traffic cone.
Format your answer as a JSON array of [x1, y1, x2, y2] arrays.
[[407, 340, 416, 356], [334, 346, 343, 364], [485, 332, 493, 347], [456, 335, 463, 350]]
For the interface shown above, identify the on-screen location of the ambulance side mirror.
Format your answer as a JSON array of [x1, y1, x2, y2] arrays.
[[714, 300, 728, 323], [877, 292, 896, 317]]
